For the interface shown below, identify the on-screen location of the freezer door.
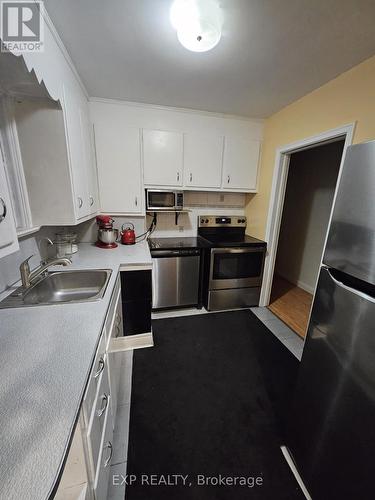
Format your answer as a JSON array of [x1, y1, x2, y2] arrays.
[[324, 140, 375, 286], [287, 266, 375, 499]]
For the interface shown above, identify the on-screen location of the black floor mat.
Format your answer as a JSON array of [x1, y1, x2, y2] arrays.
[[125, 310, 303, 499]]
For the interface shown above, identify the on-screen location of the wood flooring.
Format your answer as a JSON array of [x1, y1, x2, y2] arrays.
[[268, 275, 313, 338]]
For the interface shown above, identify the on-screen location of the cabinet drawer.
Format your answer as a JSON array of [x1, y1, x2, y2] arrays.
[[93, 405, 114, 500], [82, 331, 106, 425], [87, 364, 110, 473]]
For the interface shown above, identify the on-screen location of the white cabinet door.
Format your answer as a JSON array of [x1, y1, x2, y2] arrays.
[[79, 103, 98, 215], [184, 132, 223, 188], [62, 84, 89, 219], [94, 123, 142, 214], [223, 137, 260, 191], [143, 129, 183, 187], [0, 146, 19, 258]]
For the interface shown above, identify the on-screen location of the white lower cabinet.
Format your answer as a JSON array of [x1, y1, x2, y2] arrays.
[[93, 406, 114, 500], [58, 274, 130, 499]]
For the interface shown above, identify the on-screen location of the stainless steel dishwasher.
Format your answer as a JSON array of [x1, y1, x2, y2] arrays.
[[151, 248, 201, 309]]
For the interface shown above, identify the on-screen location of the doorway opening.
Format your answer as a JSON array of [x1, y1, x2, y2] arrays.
[[267, 139, 345, 337]]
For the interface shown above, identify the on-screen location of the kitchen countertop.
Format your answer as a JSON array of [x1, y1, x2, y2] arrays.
[[0, 241, 152, 500]]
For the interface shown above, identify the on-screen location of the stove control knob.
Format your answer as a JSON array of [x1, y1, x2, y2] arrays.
[[200, 218, 205, 223], [205, 219, 209, 223]]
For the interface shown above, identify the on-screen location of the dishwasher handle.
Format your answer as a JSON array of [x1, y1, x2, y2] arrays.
[[151, 249, 200, 257]]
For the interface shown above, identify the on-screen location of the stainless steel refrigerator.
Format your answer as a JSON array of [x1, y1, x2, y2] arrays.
[[287, 140, 375, 499]]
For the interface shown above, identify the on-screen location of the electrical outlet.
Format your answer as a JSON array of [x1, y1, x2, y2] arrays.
[[178, 226, 184, 232]]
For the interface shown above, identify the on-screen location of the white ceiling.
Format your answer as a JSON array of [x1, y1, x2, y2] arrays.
[[44, 0, 375, 118]]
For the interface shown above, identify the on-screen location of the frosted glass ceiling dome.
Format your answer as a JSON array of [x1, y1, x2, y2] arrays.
[[170, 0, 223, 52]]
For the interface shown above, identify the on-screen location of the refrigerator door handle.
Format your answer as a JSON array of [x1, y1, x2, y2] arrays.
[[325, 267, 375, 304]]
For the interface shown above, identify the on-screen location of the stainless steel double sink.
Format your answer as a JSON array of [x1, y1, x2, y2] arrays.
[[0, 269, 112, 308]]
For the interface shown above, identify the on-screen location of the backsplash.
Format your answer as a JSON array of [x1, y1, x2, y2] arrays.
[[0, 232, 43, 293], [147, 191, 246, 238]]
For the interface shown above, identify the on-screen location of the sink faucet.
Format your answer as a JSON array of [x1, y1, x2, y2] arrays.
[[20, 256, 71, 289]]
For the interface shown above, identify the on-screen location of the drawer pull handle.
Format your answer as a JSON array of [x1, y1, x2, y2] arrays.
[[115, 324, 121, 338], [94, 357, 105, 379], [104, 441, 113, 467], [97, 393, 109, 417], [78, 196, 83, 208], [89, 196, 94, 206]]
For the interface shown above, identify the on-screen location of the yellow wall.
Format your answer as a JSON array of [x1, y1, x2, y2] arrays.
[[246, 54, 375, 240]]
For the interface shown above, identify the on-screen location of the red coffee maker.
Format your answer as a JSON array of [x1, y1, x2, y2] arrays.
[[96, 215, 118, 249]]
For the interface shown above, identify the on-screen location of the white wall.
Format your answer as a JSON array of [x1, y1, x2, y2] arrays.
[[148, 191, 246, 237], [90, 99, 263, 144], [275, 140, 344, 293]]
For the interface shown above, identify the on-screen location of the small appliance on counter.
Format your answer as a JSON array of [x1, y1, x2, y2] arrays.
[[198, 215, 267, 310], [120, 222, 136, 245], [95, 215, 118, 249], [54, 231, 78, 258]]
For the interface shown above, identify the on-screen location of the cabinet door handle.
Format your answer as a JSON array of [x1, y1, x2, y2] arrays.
[[189, 173, 193, 183], [104, 441, 113, 467], [97, 393, 109, 417], [177, 172, 180, 182], [135, 196, 138, 207], [94, 357, 105, 379], [89, 196, 94, 206], [0, 197, 7, 223], [227, 175, 230, 184], [78, 196, 83, 208]]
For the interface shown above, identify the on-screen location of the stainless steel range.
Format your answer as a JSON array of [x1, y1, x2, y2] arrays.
[[198, 215, 267, 311]]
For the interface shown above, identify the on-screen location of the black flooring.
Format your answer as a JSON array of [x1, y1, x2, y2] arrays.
[[126, 310, 303, 499]]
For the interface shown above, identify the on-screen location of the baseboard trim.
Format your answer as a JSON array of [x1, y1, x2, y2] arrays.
[[280, 446, 312, 500], [276, 272, 315, 295]]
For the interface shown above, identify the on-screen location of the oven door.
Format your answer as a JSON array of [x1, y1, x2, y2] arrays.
[[209, 247, 266, 290], [146, 190, 176, 210]]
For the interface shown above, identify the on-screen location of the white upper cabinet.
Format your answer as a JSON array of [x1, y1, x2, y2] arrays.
[[143, 129, 183, 187], [222, 136, 260, 191], [94, 121, 142, 214], [183, 132, 223, 189], [79, 101, 98, 214], [62, 83, 90, 219], [0, 145, 19, 258]]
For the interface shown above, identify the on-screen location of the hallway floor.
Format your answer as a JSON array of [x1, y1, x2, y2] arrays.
[[268, 275, 313, 338]]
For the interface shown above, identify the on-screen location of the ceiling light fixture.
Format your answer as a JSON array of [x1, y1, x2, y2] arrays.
[[170, 0, 223, 53]]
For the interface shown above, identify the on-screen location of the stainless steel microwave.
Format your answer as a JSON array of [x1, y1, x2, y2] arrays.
[[146, 189, 184, 211]]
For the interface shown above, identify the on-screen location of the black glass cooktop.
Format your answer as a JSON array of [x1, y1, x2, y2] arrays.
[[148, 235, 266, 249], [148, 237, 210, 250], [200, 234, 267, 248]]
